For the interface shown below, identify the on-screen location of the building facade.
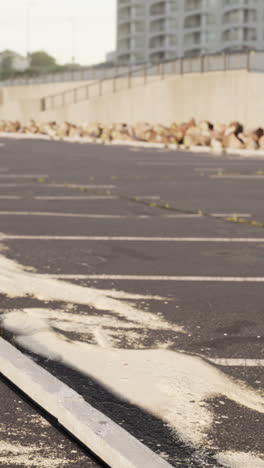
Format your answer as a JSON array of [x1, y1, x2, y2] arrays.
[[116, 0, 264, 64]]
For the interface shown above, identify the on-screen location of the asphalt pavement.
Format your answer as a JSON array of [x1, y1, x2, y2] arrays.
[[0, 138, 263, 468], [0, 376, 101, 467]]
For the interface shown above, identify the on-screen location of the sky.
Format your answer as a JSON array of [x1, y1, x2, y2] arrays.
[[0, 0, 117, 65]]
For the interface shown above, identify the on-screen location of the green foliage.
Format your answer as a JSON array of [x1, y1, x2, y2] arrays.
[[29, 50, 57, 69]]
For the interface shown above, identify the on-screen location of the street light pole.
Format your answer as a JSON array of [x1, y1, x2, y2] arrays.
[[68, 17, 75, 65], [26, 0, 36, 58]]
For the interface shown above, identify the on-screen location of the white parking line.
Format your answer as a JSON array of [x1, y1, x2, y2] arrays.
[[211, 175, 264, 180], [0, 183, 116, 189], [211, 213, 252, 218], [34, 195, 160, 201], [165, 213, 252, 218], [0, 174, 49, 179], [0, 338, 171, 468], [0, 211, 150, 219], [0, 211, 252, 219], [136, 196, 161, 200], [194, 168, 223, 172], [209, 358, 264, 367], [45, 274, 264, 282], [35, 196, 119, 200], [0, 196, 21, 200], [137, 162, 183, 166], [1, 235, 264, 242]]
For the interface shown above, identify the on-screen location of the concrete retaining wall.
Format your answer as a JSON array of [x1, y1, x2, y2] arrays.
[[0, 80, 92, 122], [0, 70, 263, 128]]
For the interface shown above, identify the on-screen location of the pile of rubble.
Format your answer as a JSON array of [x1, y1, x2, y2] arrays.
[[1, 119, 264, 152]]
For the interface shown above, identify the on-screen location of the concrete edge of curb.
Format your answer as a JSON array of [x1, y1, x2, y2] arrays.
[[2, 131, 264, 158], [0, 337, 172, 468]]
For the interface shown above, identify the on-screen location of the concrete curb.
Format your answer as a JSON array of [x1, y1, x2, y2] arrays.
[[0, 338, 172, 468], [2, 131, 264, 158]]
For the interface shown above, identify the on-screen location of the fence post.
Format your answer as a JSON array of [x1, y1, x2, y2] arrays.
[[180, 57, 184, 75], [40, 98, 46, 112], [144, 64, 148, 84], [201, 55, 204, 73], [86, 85, 90, 100], [247, 50, 252, 71], [73, 88, 77, 104], [128, 67, 132, 89], [99, 80, 103, 97], [161, 62, 165, 80]]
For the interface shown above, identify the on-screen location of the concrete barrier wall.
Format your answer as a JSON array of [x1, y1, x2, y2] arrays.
[[0, 70, 263, 128], [37, 70, 252, 126], [1, 80, 93, 101], [0, 80, 93, 122]]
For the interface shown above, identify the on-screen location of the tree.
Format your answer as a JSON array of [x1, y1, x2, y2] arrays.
[[0, 54, 14, 79], [29, 51, 57, 69]]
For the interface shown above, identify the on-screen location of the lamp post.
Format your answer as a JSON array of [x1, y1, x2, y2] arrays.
[[26, 0, 37, 58], [68, 17, 75, 65]]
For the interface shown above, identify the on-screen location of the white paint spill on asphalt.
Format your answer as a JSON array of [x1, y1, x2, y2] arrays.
[[217, 451, 264, 468], [0, 441, 69, 467], [2, 310, 264, 453], [0, 254, 182, 333], [0, 253, 263, 467]]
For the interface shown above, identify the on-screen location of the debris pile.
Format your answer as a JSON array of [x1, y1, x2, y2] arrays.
[[1, 119, 264, 152]]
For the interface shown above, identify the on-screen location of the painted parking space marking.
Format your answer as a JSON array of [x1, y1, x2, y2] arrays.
[[0, 196, 22, 200], [136, 162, 186, 166], [210, 175, 264, 179], [194, 168, 223, 172], [134, 196, 161, 200], [208, 358, 264, 367], [165, 213, 252, 218], [0, 211, 152, 219], [2, 235, 264, 242], [0, 174, 49, 179], [0, 183, 116, 189], [35, 195, 119, 200], [0, 211, 252, 219], [44, 274, 264, 282], [35, 195, 160, 201]]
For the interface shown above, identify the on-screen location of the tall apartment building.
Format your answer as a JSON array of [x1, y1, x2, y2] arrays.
[[116, 0, 264, 64]]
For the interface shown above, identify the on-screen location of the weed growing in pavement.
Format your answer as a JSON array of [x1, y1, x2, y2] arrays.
[[37, 177, 48, 183], [127, 195, 264, 229]]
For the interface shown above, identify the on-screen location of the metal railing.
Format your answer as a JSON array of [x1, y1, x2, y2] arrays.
[[41, 50, 264, 113], [0, 64, 139, 88]]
